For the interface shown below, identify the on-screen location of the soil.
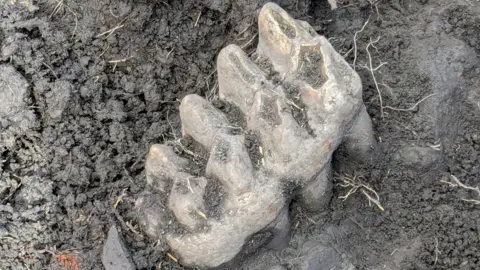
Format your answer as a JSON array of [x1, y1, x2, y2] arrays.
[[1, 0, 479, 269]]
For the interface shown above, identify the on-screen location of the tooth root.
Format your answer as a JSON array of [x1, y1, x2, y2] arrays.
[[296, 162, 332, 213], [180, 94, 229, 149], [265, 206, 290, 249], [217, 44, 269, 115], [343, 105, 377, 161]]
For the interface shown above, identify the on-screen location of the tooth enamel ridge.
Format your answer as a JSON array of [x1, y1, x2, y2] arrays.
[[136, 2, 376, 268], [269, 10, 297, 39]]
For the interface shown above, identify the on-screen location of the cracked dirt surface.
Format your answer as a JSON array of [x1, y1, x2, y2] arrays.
[[1, 0, 479, 269]]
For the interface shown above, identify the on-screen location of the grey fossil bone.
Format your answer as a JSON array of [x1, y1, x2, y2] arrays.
[[135, 2, 375, 268]]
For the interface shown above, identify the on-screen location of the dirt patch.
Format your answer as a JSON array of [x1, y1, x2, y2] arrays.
[[0, 0, 479, 269]]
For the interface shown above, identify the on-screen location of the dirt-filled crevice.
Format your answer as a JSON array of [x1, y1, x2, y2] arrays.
[[1, 0, 479, 270]]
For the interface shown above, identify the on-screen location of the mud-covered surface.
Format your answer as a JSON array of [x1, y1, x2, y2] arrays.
[[0, 0, 479, 269]]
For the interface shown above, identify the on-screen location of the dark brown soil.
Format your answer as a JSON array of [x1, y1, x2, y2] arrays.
[[1, 0, 479, 269]]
